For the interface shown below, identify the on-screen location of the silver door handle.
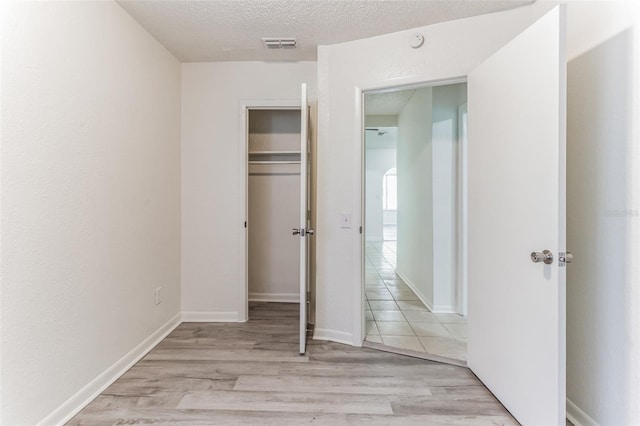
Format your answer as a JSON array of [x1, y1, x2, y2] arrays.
[[292, 228, 300, 235], [307, 229, 315, 235], [531, 250, 553, 264]]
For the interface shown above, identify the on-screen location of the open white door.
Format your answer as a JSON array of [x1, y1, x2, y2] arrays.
[[467, 6, 566, 425], [298, 83, 311, 355]]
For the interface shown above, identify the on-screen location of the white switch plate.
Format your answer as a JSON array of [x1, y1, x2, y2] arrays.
[[341, 213, 351, 229]]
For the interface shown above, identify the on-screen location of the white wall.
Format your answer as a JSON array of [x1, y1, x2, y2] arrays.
[[431, 84, 466, 313], [394, 84, 464, 313], [181, 62, 316, 318], [565, 1, 640, 425], [315, 2, 556, 344], [396, 88, 434, 306], [248, 171, 301, 300], [365, 146, 396, 242], [0, 2, 182, 424]]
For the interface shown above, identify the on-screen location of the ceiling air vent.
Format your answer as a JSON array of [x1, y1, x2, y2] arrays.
[[262, 38, 297, 49]]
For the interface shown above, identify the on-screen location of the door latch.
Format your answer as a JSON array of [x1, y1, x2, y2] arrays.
[[558, 252, 573, 267]]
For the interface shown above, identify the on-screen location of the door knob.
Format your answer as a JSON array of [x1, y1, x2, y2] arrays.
[[531, 250, 553, 264], [292, 228, 300, 235], [307, 229, 315, 235]]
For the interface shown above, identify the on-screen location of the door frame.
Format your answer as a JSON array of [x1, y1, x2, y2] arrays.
[[354, 76, 467, 345], [457, 102, 468, 317], [238, 99, 302, 322]]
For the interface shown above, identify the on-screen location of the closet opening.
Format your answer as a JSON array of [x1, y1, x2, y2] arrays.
[[239, 87, 312, 354], [247, 108, 301, 313]]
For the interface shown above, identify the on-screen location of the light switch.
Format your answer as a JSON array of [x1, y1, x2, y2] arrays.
[[341, 213, 351, 229]]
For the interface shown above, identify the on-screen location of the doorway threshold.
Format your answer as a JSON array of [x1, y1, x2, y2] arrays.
[[362, 340, 467, 368]]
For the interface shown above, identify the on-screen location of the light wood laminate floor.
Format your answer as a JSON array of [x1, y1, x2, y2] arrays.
[[68, 302, 516, 425]]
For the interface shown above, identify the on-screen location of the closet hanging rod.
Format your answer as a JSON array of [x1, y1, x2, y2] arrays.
[[248, 160, 301, 165], [248, 150, 301, 155], [249, 172, 301, 176]]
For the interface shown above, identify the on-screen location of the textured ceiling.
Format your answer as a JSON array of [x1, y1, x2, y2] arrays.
[[365, 90, 416, 116], [117, 0, 534, 62]]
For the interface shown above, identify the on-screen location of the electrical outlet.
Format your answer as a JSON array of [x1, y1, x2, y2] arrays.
[[155, 287, 162, 305]]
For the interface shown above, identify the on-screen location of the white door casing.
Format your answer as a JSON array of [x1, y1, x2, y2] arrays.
[[467, 5, 566, 425]]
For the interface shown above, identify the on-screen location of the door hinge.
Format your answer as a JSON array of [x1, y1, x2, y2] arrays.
[[244, 221, 247, 228], [359, 226, 362, 234]]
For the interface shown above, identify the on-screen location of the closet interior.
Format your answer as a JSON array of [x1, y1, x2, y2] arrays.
[[247, 108, 302, 312]]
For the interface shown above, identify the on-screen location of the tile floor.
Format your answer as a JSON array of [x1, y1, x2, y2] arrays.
[[364, 240, 468, 361]]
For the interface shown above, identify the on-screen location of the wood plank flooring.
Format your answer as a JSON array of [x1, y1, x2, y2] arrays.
[[68, 302, 517, 425]]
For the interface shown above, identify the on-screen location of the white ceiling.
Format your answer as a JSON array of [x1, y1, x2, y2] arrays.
[[365, 90, 416, 116], [117, 0, 534, 62]]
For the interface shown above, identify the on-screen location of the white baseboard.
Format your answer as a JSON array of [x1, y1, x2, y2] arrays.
[[395, 270, 435, 311], [182, 311, 239, 322], [313, 328, 353, 346], [567, 398, 599, 426], [249, 292, 299, 303], [395, 271, 460, 314], [38, 312, 181, 426], [431, 304, 458, 314]]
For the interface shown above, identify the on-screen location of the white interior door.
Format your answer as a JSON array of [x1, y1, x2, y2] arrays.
[[299, 83, 310, 355], [467, 6, 566, 425]]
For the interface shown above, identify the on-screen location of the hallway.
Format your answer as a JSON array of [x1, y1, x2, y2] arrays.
[[364, 241, 467, 361]]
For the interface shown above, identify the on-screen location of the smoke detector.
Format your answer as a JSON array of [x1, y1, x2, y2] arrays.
[[262, 38, 297, 49]]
